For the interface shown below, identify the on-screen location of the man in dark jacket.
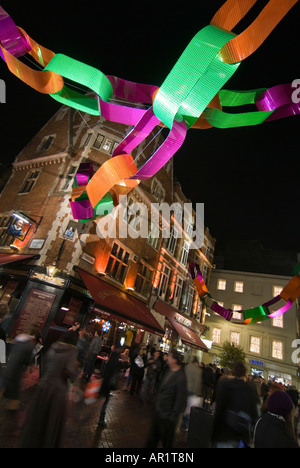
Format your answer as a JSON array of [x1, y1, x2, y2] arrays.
[[98, 347, 122, 427], [145, 350, 187, 448], [212, 362, 259, 448]]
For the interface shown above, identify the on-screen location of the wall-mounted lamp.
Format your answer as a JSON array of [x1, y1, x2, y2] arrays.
[[46, 262, 59, 278]]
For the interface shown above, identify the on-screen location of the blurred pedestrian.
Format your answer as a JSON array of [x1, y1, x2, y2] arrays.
[[140, 350, 162, 403], [212, 362, 259, 448], [0, 302, 9, 342], [76, 328, 90, 368], [202, 364, 215, 403], [97, 347, 123, 427], [0, 303, 9, 368], [182, 357, 203, 430], [0, 324, 40, 410], [67, 322, 81, 345], [145, 350, 187, 449], [129, 345, 146, 396], [254, 390, 299, 448], [81, 330, 103, 382], [20, 332, 79, 448]]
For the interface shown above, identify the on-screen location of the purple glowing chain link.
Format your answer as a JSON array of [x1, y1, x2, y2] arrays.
[[0, 6, 30, 60]]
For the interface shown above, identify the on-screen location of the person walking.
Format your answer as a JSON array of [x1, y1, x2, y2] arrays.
[[0, 324, 40, 410], [211, 362, 259, 448], [129, 345, 146, 396], [0, 302, 9, 342], [82, 330, 102, 382], [253, 390, 299, 448], [20, 332, 79, 448], [202, 364, 215, 404], [182, 357, 203, 430], [97, 347, 122, 427], [140, 350, 162, 403], [76, 328, 90, 369], [145, 350, 187, 449]]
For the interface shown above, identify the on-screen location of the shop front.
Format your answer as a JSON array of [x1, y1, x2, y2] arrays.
[[154, 300, 208, 361], [75, 267, 165, 351]]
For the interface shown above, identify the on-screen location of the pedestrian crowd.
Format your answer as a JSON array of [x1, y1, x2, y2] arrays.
[[0, 314, 299, 449]]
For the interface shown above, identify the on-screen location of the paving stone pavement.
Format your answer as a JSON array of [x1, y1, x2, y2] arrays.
[[0, 365, 188, 449]]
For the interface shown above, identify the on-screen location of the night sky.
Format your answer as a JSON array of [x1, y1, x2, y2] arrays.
[[0, 1, 299, 253]]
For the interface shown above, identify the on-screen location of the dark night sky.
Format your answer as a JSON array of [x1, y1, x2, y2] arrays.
[[0, 0, 299, 252]]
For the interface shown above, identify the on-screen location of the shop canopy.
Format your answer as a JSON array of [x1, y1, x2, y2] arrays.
[[76, 268, 164, 336], [154, 300, 208, 351], [0, 253, 37, 265]]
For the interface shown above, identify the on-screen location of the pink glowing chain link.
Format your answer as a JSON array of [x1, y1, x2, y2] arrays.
[[0, 6, 30, 59]]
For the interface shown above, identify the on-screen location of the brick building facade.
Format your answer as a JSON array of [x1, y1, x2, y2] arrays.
[[0, 103, 215, 359]]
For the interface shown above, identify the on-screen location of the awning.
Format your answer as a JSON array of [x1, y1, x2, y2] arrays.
[[76, 268, 164, 336], [154, 300, 207, 351], [0, 253, 36, 265], [168, 318, 208, 351], [154, 300, 206, 335]]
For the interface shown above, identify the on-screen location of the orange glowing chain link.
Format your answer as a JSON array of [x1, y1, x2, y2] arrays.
[[0, 26, 63, 94], [211, 0, 299, 64]]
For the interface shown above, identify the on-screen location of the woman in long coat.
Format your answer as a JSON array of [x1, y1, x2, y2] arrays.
[[20, 333, 78, 448]]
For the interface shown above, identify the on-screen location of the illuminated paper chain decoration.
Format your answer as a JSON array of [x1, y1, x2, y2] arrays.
[[0, 0, 299, 222], [189, 262, 300, 325]]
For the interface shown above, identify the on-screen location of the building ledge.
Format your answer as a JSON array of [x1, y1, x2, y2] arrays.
[[13, 152, 69, 171]]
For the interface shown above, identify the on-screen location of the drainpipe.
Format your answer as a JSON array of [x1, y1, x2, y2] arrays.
[[68, 108, 75, 156]]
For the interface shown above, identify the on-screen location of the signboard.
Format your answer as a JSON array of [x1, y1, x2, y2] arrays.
[[29, 271, 68, 288], [13, 288, 56, 336], [7, 212, 32, 241], [63, 298, 82, 325], [29, 239, 45, 249], [0, 280, 18, 304]]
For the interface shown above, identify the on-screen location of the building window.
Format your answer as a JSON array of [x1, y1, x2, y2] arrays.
[[147, 222, 160, 250], [186, 219, 194, 239], [84, 133, 92, 146], [273, 285, 283, 297], [250, 336, 261, 354], [232, 304, 243, 320], [0, 216, 15, 247], [234, 281, 244, 293], [92, 133, 119, 154], [102, 137, 114, 153], [134, 264, 153, 298], [272, 340, 283, 360], [105, 243, 130, 284], [38, 135, 54, 152], [151, 178, 165, 203], [202, 263, 208, 281], [93, 133, 105, 149], [167, 227, 178, 255], [125, 197, 146, 232], [272, 315, 284, 328], [230, 331, 240, 347], [180, 241, 190, 266], [217, 279, 226, 290], [158, 264, 171, 299], [61, 165, 77, 191], [212, 328, 221, 344], [182, 284, 195, 315], [173, 276, 184, 307], [18, 171, 40, 194]]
